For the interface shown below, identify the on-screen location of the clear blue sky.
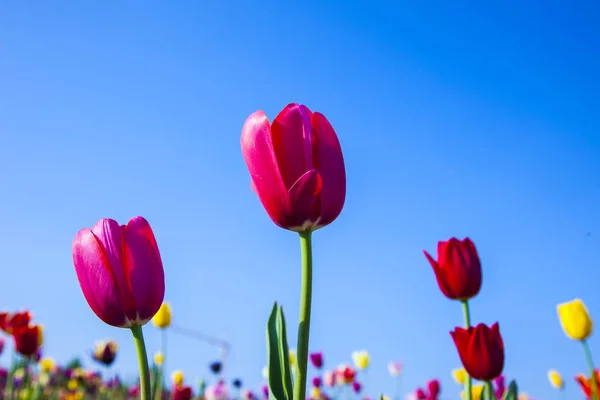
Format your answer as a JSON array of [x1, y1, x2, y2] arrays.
[[1, 1, 599, 399]]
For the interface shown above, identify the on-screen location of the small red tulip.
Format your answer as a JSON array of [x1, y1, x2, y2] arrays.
[[12, 324, 43, 357], [174, 385, 193, 400], [427, 379, 440, 400], [423, 237, 482, 300], [576, 370, 600, 399], [415, 388, 426, 400], [450, 322, 504, 381], [0, 311, 32, 335], [241, 103, 346, 232]]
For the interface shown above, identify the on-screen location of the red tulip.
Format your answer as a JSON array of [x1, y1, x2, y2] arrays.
[[0, 311, 32, 334], [427, 379, 440, 400], [450, 323, 504, 381], [72, 216, 165, 328], [415, 388, 426, 400], [241, 103, 346, 232], [423, 237, 482, 300], [576, 370, 600, 399], [12, 324, 42, 357], [174, 385, 193, 400]]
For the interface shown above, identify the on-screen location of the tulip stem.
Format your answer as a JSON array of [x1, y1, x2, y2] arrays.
[[131, 325, 152, 400], [583, 340, 598, 400], [461, 300, 473, 400], [484, 381, 495, 400], [294, 230, 313, 400]]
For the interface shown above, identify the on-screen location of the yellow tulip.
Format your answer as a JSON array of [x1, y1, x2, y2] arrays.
[[67, 379, 79, 391], [460, 384, 484, 400], [154, 352, 164, 366], [38, 325, 44, 347], [152, 302, 172, 329], [351, 350, 370, 370], [452, 367, 467, 385], [311, 387, 321, 399], [39, 357, 55, 373], [172, 370, 184, 386], [518, 393, 528, 400], [289, 349, 297, 366], [557, 298, 593, 341], [547, 369, 564, 389]]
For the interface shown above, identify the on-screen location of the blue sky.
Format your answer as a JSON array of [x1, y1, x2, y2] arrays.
[[1, 1, 599, 399]]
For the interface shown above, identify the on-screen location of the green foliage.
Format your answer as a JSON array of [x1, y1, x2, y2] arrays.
[[266, 302, 294, 400], [502, 380, 518, 400]]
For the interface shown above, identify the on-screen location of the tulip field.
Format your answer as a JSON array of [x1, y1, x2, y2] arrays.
[[0, 103, 597, 400]]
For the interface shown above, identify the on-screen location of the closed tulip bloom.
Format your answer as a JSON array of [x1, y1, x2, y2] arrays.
[[548, 369, 564, 389], [335, 364, 355, 384], [352, 381, 362, 393], [241, 103, 346, 232], [427, 380, 440, 399], [388, 361, 403, 377], [576, 370, 600, 399], [323, 370, 336, 387], [557, 299, 593, 341], [39, 357, 55, 373], [172, 370, 184, 386], [450, 323, 504, 381], [0, 311, 32, 334], [154, 351, 164, 366], [152, 302, 172, 329], [415, 388, 426, 400], [174, 385, 193, 400], [452, 367, 467, 385], [13, 324, 43, 357], [92, 340, 118, 366], [72, 217, 165, 328], [351, 350, 369, 370], [424, 237, 482, 300], [310, 352, 324, 369], [313, 377, 322, 388]]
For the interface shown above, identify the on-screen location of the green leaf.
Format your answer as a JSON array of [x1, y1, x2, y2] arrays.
[[502, 380, 518, 400], [266, 302, 294, 400]]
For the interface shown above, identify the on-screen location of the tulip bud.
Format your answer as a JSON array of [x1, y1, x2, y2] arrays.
[[310, 352, 324, 369], [557, 298, 593, 341], [72, 217, 165, 328], [450, 323, 504, 381], [547, 369, 563, 389], [152, 302, 172, 329], [351, 350, 369, 370], [241, 103, 346, 232]]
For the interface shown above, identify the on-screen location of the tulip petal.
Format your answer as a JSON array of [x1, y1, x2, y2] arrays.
[[91, 218, 138, 321], [424, 250, 455, 298], [288, 169, 322, 230], [122, 216, 165, 324], [72, 229, 130, 327], [271, 103, 314, 188], [311, 112, 346, 227], [241, 110, 291, 226]]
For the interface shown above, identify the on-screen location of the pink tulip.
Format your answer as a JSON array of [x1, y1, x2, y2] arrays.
[[72, 217, 165, 328], [241, 103, 346, 232]]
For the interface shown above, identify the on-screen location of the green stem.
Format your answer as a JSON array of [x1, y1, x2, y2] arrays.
[[131, 325, 152, 400], [583, 340, 598, 400], [461, 300, 473, 400], [293, 231, 313, 400], [485, 381, 495, 400], [156, 329, 166, 400]]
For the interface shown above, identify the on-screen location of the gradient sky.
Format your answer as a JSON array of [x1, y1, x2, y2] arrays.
[[1, 1, 599, 399]]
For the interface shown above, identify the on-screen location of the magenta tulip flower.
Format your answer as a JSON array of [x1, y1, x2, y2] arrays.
[[72, 216, 165, 328], [241, 103, 346, 232], [310, 352, 323, 369]]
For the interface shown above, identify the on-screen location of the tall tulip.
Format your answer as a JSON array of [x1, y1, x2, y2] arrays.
[[450, 323, 504, 381], [241, 103, 346, 400], [72, 216, 165, 400], [424, 237, 482, 400], [557, 298, 597, 400]]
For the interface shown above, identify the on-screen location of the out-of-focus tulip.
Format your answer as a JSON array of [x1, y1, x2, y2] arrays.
[[13, 324, 43, 357], [0, 311, 32, 334], [261, 366, 268, 379], [576, 370, 600, 399], [154, 351, 164, 366], [174, 385, 193, 400], [209, 361, 223, 374], [233, 378, 242, 389], [242, 389, 255, 400], [92, 340, 118, 366], [172, 370, 184, 386], [352, 381, 362, 393], [335, 364, 355, 384], [494, 375, 506, 399], [310, 352, 324, 369], [205, 381, 228, 400], [423, 238, 482, 300], [311, 386, 321, 399], [313, 377, 322, 388], [460, 384, 484, 400], [323, 370, 336, 387], [450, 323, 504, 381], [415, 388, 426, 400], [152, 302, 172, 329], [0, 337, 4, 356], [452, 367, 467, 385], [557, 299, 593, 341], [352, 350, 370, 370], [388, 361, 402, 377], [548, 369, 564, 389], [39, 357, 55, 373], [72, 216, 165, 328], [427, 379, 440, 399], [518, 393, 528, 400], [68, 379, 79, 391], [262, 385, 269, 399], [240, 103, 346, 232], [289, 349, 297, 367]]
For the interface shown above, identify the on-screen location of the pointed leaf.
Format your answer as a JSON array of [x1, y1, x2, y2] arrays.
[[276, 305, 294, 396], [502, 380, 518, 400]]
